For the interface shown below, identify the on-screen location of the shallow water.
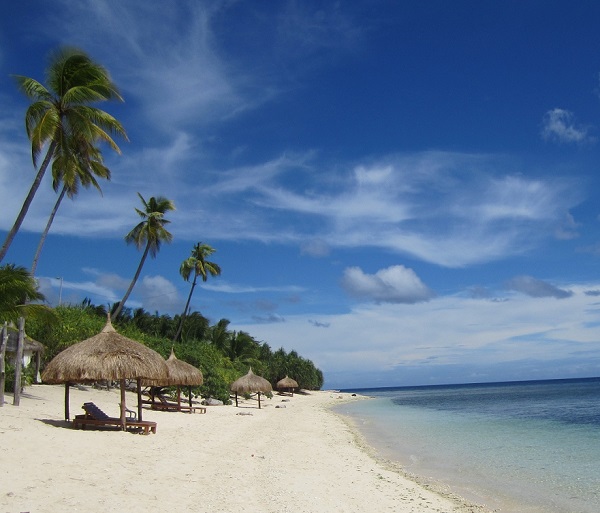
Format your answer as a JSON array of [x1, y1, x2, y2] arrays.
[[335, 379, 600, 513]]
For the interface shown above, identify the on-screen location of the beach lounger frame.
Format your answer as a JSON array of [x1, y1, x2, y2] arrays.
[[143, 388, 206, 414]]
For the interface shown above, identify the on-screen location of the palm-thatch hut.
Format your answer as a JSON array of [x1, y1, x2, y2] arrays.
[[143, 348, 203, 411], [41, 316, 169, 429], [230, 367, 272, 409], [5, 326, 45, 382], [277, 375, 298, 396]]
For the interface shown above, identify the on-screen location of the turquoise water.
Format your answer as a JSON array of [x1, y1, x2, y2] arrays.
[[335, 378, 600, 513]]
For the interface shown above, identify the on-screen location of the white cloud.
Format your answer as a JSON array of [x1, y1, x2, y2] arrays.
[[341, 265, 434, 304], [300, 238, 331, 257], [139, 275, 182, 313], [233, 283, 600, 388], [554, 212, 580, 240], [541, 108, 594, 144]]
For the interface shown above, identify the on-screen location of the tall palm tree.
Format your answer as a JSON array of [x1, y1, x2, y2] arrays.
[[112, 193, 175, 319], [173, 242, 221, 342], [31, 137, 111, 275], [0, 46, 127, 263]]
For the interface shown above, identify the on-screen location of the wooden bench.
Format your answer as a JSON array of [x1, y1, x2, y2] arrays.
[[73, 403, 157, 435]]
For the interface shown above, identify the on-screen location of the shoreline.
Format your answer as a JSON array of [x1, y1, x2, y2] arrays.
[[1, 385, 492, 513], [327, 394, 493, 513]]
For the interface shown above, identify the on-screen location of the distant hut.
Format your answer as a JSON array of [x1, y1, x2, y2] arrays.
[[230, 368, 272, 409], [144, 348, 203, 410], [277, 375, 298, 396], [5, 326, 44, 382], [42, 316, 169, 429]]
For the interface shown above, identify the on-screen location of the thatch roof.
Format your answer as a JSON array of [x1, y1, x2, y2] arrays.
[[143, 348, 203, 386], [277, 375, 298, 390], [4, 327, 44, 354], [41, 318, 169, 384], [230, 368, 272, 394]]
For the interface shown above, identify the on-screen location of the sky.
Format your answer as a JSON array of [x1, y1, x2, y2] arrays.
[[2, 1, 600, 389]]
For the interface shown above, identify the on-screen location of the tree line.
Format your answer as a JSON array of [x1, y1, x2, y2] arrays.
[[27, 301, 324, 403], [0, 46, 324, 402]]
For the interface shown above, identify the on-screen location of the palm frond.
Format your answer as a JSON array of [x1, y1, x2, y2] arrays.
[[12, 76, 52, 101]]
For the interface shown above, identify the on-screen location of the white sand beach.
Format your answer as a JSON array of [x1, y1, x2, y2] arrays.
[[0, 385, 491, 513]]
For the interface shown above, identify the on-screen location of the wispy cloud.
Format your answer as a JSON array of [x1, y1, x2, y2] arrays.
[[0, 1, 585, 274], [252, 313, 286, 324], [309, 319, 330, 328], [505, 275, 573, 299], [541, 108, 595, 144], [51, 0, 251, 132], [191, 151, 580, 267], [202, 282, 305, 294]]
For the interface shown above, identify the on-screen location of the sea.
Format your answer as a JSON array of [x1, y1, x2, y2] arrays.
[[335, 377, 600, 513]]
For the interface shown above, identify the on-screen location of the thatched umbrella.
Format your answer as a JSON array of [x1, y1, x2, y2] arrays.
[[41, 316, 169, 429], [277, 375, 298, 396], [144, 348, 203, 409], [230, 367, 272, 409]]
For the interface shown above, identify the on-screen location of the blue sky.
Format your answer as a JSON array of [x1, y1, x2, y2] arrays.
[[2, 1, 600, 389]]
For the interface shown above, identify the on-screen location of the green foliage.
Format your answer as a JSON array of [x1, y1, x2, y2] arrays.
[[0, 264, 56, 325], [27, 304, 104, 361], [4, 361, 36, 391], [31, 303, 324, 400]]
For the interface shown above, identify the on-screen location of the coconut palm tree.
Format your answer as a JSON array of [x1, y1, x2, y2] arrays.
[[0, 46, 127, 263], [31, 137, 111, 275], [0, 264, 55, 324], [112, 194, 175, 319], [207, 318, 232, 355], [173, 242, 221, 342]]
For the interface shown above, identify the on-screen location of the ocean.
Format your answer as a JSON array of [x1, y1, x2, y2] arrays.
[[335, 377, 600, 513]]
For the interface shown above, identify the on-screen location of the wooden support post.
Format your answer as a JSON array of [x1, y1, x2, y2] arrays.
[[0, 322, 7, 407], [137, 378, 143, 421], [120, 379, 126, 431], [35, 351, 41, 383], [64, 383, 70, 421], [13, 317, 25, 406]]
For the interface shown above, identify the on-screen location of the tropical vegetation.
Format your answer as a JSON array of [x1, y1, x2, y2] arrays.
[[26, 302, 324, 403]]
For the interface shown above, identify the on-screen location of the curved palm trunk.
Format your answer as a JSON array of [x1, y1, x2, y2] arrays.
[[31, 185, 67, 276], [113, 242, 150, 319], [0, 141, 57, 263], [173, 274, 198, 342]]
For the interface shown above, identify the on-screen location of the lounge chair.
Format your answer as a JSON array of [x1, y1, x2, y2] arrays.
[[144, 388, 206, 414], [73, 402, 157, 434]]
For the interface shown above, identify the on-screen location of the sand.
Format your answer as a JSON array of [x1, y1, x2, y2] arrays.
[[0, 385, 491, 513]]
